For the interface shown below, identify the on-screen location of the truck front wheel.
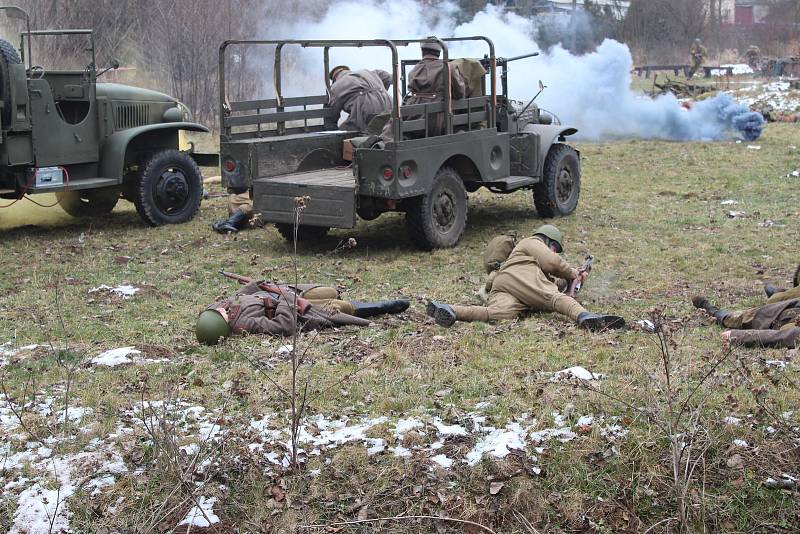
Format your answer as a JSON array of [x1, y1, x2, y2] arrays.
[[533, 144, 580, 218], [56, 187, 120, 217], [135, 149, 203, 226], [406, 167, 468, 250]]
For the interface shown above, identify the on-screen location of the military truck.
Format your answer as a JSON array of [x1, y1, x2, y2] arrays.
[[218, 37, 580, 249], [0, 7, 215, 225]]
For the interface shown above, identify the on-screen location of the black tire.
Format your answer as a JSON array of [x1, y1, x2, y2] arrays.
[[276, 223, 329, 243], [406, 166, 468, 250], [56, 187, 120, 217], [134, 149, 203, 226], [533, 144, 581, 218], [0, 39, 22, 126]]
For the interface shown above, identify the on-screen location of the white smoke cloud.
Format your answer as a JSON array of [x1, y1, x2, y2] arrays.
[[256, 0, 761, 141]]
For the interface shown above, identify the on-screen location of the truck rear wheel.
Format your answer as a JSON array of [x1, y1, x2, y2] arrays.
[[276, 223, 329, 243], [406, 166, 468, 250], [56, 187, 120, 217], [0, 39, 21, 126], [135, 149, 203, 226], [533, 144, 580, 218]]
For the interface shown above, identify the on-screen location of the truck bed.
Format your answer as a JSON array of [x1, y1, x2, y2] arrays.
[[252, 168, 357, 229]]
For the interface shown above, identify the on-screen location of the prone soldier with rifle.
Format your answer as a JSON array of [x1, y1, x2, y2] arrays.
[[426, 225, 625, 331], [195, 271, 410, 345]]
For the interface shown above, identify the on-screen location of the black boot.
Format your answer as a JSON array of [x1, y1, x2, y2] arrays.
[[426, 301, 457, 327], [212, 209, 249, 234], [691, 295, 730, 324], [576, 311, 626, 331], [351, 299, 410, 318], [764, 283, 783, 298]]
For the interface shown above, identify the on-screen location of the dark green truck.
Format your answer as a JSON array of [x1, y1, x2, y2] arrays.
[[0, 7, 215, 226], [219, 37, 580, 250]]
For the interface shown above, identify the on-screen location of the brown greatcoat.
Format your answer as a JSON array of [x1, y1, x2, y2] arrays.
[[723, 298, 800, 348], [452, 236, 585, 323], [325, 69, 392, 132], [206, 282, 368, 337]]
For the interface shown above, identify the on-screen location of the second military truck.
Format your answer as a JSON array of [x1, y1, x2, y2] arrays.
[[218, 36, 580, 250]]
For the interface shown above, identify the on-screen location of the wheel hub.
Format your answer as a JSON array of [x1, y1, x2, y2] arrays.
[[556, 166, 574, 204], [155, 168, 189, 213], [433, 192, 455, 232]]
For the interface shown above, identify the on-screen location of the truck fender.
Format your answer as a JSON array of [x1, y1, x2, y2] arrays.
[[521, 124, 579, 175], [100, 122, 210, 179]]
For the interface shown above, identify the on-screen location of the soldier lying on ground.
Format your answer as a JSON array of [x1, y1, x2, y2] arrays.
[[212, 188, 253, 234], [763, 263, 800, 303], [426, 225, 626, 331], [692, 288, 800, 349], [325, 65, 392, 134], [196, 282, 409, 345]]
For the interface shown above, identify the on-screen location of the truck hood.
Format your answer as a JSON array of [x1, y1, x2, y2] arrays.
[[96, 83, 178, 103]]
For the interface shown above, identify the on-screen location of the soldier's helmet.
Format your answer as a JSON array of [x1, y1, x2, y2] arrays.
[[533, 224, 564, 253], [329, 65, 350, 82], [421, 37, 443, 57], [694, 38, 702, 45], [196, 310, 232, 345]]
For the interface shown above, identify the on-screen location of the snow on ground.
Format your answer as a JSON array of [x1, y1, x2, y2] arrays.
[[710, 64, 754, 76], [88, 284, 139, 298], [733, 80, 800, 113], [178, 496, 221, 528], [91, 346, 141, 366]]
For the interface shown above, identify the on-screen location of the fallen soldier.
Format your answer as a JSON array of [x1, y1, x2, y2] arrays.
[[692, 294, 800, 348], [196, 281, 409, 345]]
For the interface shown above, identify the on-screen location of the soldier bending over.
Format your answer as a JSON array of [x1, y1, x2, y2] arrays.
[[426, 225, 625, 331], [196, 281, 409, 345], [325, 65, 392, 133]]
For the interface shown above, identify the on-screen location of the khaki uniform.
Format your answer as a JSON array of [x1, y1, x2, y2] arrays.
[[228, 189, 253, 217], [721, 298, 800, 348], [745, 46, 760, 71], [688, 43, 707, 79], [766, 285, 800, 304], [451, 236, 586, 323], [382, 54, 466, 142], [206, 282, 368, 337], [325, 69, 392, 133]]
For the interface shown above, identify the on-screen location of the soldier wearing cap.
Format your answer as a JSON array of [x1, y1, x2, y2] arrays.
[[745, 45, 761, 73], [325, 65, 393, 133], [688, 38, 707, 79], [426, 225, 625, 331]]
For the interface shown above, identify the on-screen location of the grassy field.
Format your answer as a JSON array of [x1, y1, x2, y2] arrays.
[[1, 124, 799, 532]]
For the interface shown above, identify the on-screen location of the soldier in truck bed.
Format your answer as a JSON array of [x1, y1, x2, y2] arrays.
[[196, 281, 409, 345], [426, 225, 626, 331], [381, 38, 467, 142], [325, 66, 393, 133]]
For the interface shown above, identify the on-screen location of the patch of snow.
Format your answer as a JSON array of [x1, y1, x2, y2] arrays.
[[394, 417, 424, 437], [720, 199, 738, 205], [366, 438, 385, 455], [530, 427, 577, 444], [601, 424, 629, 440], [474, 401, 491, 410], [178, 496, 220, 528], [724, 416, 742, 426], [432, 418, 468, 437], [180, 443, 200, 456], [91, 347, 141, 367], [431, 454, 454, 469], [551, 366, 604, 381], [576, 415, 595, 427], [710, 64, 753, 76], [465, 422, 528, 466], [746, 145, 760, 150], [733, 439, 749, 447], [88, 284, 139, 298], [276, 344, 293, 355], [727, 210, 746, 219], [389, 445, 412, 458], [58, 406, 92, 423]]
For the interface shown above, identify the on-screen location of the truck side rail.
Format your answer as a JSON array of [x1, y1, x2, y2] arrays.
[[399, 96, 490, 137], [223, 94, 336, 138]]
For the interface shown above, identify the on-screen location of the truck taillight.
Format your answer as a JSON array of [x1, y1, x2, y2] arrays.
[[382, 168, 393, 181], [223, 158, 236, 172], [401, 166, 412, 178]]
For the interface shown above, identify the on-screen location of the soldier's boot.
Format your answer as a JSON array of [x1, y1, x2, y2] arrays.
[[350, 299, 410, 318], [212, 209, 249, 234], [691, 295, 730, 324], [576, 311, 626, 332], [426, 301, 457, 327], [764, 283, 784, 298]]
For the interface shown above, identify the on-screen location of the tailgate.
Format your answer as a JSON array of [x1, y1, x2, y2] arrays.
[[252, 168, 357, 229]]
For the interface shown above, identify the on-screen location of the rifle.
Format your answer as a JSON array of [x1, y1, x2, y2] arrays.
[[480, 52, 540, 98], [219, 270, 312, 314], [566, 255, 594, 298]]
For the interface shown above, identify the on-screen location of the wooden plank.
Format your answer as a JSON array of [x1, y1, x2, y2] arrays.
[[228, 94, 328, 111], [225, 107, 336, 127], [452, 112, 487, 126], [400, 118, 426, 133], [401, 102, 444, 116], [452, 96, 489, 111]]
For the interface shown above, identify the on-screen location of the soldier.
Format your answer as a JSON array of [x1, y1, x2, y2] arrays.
[[745, 45, 761, 73], [687, 38, 707, 79], [325, 65, 393, 133], [426, 225, 626, 331], [212, 189, 253, 234], [382, 38, 466, 142], [196, 281, 409, 345], [763, 263, 800, 303], [692, 295, 800, 349]]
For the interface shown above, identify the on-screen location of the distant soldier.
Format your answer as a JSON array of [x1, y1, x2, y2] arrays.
[[745, 45, 761, 72], [382, 38, 466, 142], [325, 66, 393, 133], [196, 281, 410, 345], [692, 295, 800, 349], [687, 38, 707, 79], [212, 189, 253, 234], [425, 225, 626, 331]]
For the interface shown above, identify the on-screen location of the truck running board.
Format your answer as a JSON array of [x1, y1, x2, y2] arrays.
[[253, 168, 357, 229], [483, 175, 538, 192]]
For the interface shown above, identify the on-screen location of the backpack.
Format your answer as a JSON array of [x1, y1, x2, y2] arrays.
[[483, 233, 518, 274]]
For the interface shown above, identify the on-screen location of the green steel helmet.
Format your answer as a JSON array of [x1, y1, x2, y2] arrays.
[[329, 65, 350, 82], [196, 310, 232, 345], [533, 224, 564, 252]]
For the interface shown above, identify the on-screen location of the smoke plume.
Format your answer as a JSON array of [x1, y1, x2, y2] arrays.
[[266, 0, 762, 142]]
